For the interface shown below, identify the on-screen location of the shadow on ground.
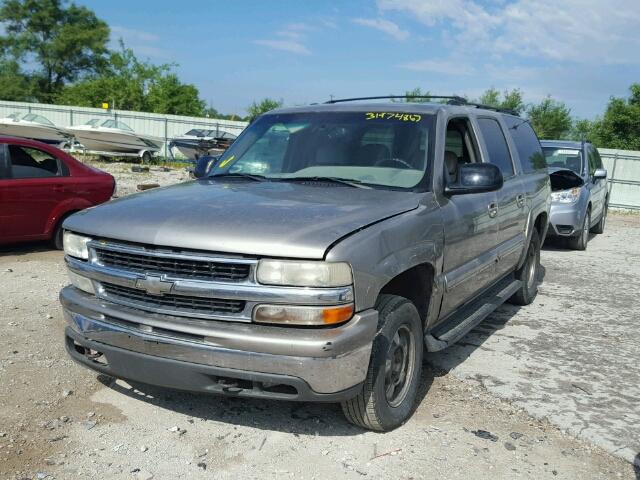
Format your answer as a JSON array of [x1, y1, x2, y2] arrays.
[[97, 361, 437, 436], [0, 240, 57, 258]]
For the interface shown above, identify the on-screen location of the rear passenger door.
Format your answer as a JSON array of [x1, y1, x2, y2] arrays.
[[476, 117, 525, 277]]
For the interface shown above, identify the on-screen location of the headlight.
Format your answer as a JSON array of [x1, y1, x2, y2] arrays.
[[257, 260, 352, 287], [67, 270, 95, 294], [551, 188, 580, 203], [253, 304, 354, 326], [63, 231, 92, 259]]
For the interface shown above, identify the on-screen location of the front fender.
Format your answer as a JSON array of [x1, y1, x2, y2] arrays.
[[325, 195, 444, 312], [45, 197, 95, 236]]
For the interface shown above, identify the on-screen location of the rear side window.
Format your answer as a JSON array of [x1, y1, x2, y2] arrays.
[[477, 118, 514, 177], [8, 145, 63, 179], [503, 116, 546, 173]]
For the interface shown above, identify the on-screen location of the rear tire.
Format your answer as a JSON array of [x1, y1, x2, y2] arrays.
[[568, 210, 590, 250], [591, 201, 607, 234], [141, 151, 152, 164], [341, 294, 423, 431], [508, 228, 541, 306]]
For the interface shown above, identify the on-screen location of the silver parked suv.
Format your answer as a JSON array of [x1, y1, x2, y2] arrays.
[[60, 96, 550, 431], [542, 140, 609, 250]]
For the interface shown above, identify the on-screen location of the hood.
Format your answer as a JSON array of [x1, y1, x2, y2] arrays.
[[64, 179, 421, 259], [549, 168, 584, 191]]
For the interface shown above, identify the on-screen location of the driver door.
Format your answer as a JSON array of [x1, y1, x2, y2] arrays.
[[439, 117, 499, 317]]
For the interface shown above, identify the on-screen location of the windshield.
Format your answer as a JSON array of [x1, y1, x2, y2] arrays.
[[209, 111, 434, 189], [101, 119, 133, 131], [22, 113, 55, 126], [185, 129, 215, 136], [543, 147, 584, 175]]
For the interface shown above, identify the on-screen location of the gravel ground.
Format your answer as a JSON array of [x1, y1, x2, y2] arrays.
[[0, 164, 638, 479]]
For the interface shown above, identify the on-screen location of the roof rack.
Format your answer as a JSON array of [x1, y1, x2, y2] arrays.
[[323, 95, 520, 116], [325, 95, 467, 104]]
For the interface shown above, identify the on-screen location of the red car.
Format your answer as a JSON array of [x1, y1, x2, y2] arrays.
[[0, 137, 115, 248]]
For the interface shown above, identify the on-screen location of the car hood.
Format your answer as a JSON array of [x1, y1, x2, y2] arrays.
[[549, 168, 584, 191], [64, 179, 422, 259]]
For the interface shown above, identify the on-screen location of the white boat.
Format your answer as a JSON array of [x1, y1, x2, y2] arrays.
[[0, 112, 72, 145], [67, 119, 164, 154], [169, 128, 237, 159]]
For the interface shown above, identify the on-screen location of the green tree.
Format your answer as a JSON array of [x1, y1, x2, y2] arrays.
[[56, 43, 165, 111], [569, 118, 598, 142], [391, 87, 432, 103], [247, 98, 283, 122], [526, 96, 572, 139], [587, 84, 640, 150], [0, 58, 33, 101], [145, 74, 205, 116], [57, 43, 204, 115], [477, 88, 525, 114], [0, 0, 110, 102]]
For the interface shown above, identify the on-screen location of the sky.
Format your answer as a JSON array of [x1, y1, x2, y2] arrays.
[[80, 0, 640, 118]]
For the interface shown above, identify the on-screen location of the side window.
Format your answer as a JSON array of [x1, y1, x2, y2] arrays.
[[592, 147, 603, 169], [0, 144, 10, 179], [587, 147, 597, 176], [477, 118, 514, 177], [503, 116, 546, 173], [8, 145, 62, 179], [443, 118, 481, 184]]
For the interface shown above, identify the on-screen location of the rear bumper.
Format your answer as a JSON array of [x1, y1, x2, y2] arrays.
[[548, 203, 583, 237], [60, 286, 377, 401]]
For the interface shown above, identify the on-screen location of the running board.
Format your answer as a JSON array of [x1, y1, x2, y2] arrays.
[[425, 277, 522, 352]]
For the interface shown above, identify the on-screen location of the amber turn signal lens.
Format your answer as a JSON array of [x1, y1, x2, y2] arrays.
[[253, 304, 354, 326], [322, 304, 354, 325]]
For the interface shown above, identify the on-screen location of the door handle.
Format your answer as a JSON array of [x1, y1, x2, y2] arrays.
[[488, 202, 498, 218], [516, 194, 525, 208], [53, 185, 66, 193]]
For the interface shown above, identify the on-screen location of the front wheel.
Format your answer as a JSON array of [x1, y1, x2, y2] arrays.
[[568, 210, 590, 250], [341, 295, 423, 431]]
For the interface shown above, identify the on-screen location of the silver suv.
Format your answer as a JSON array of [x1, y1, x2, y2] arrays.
[[542, 140, 609, 250], [60, 97, 550, 431]]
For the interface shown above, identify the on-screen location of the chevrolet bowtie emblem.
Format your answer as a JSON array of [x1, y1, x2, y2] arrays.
[[135, 275, 174, 296]]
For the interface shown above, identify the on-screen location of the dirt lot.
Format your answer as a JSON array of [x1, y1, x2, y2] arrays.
[[0, 164, 639, 479]]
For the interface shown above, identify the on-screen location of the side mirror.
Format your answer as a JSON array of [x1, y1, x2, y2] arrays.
[[193, 155, 219, 178], [593, 168, 607, 180], [445, 163, 503, 195]]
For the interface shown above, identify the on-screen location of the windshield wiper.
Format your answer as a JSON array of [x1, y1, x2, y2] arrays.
[[209, 172, 268, 182], [280, 176, 369, 188]]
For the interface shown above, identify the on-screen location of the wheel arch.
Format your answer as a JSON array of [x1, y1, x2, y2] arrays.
[[378, 262, 435, 327]]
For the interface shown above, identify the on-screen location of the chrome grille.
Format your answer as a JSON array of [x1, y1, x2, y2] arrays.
[[94, 247, 251, 282], [102, 282, 246, 316]]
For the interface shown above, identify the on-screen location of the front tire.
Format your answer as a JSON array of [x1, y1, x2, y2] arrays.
[[341, 294, 423, 431], [508, 228, 541, 306], [568, 210, 590, 250]]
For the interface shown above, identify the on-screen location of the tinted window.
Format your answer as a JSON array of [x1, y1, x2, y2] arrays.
[[591, 146, 603, 169], [587, 147, 598, 176], [503, 116, 546, 173], [9, 145, 62, 179], [477, 118, 514, 177]]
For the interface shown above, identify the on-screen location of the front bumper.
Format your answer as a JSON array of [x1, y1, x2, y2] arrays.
[[548, 202, 583, 237], [61, 286, 377, 401]]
